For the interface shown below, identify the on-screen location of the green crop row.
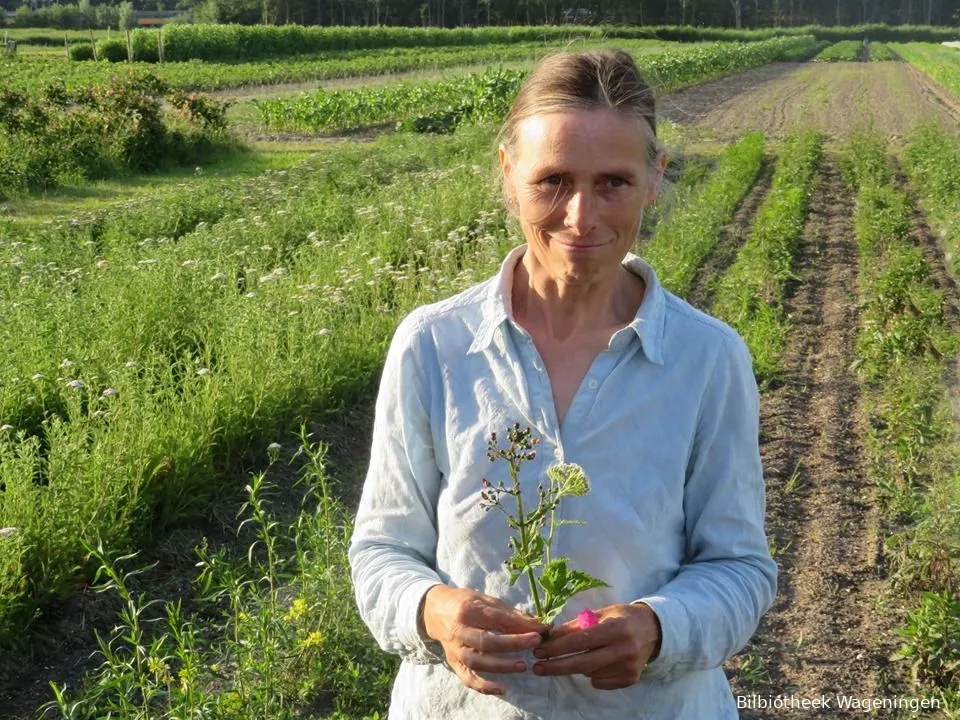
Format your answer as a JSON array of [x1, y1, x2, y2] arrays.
[[903, 123, 960, 279], [813, 39, 866, 61], [644, 132, 765, 298], [711, 131, 823, 382], [838, 132, 959, 709], [867, 42, 898, 60], [255, 36, 820, 134], [894, 41, 960, 100], [0, 39, 673, 93]]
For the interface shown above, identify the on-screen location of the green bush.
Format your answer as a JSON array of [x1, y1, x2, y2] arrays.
[[97, 38, 128, 63], [67, 43, 95, 61]]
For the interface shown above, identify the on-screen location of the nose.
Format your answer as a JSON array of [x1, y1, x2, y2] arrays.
[[563, 188, 597, 237]]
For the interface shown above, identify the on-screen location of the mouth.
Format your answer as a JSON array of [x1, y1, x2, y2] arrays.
[[554, 238, 604, 252]]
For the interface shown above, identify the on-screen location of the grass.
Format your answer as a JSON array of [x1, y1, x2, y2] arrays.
[[0, 123, 516, 648]]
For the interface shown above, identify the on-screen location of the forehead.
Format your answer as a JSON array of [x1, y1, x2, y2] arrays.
[[512, 109, 650, 171]]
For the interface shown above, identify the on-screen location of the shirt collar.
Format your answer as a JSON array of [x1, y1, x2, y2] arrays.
[[468, 245, 666, 365]]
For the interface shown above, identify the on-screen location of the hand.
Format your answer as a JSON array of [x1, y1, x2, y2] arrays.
[[422, 584, 551, 696], [531, 602, 661, 690]]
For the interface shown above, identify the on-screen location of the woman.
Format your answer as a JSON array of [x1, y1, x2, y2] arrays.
[[349, 49, 777, 719]]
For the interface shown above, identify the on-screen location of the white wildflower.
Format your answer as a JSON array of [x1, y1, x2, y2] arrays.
[[244, 292, 257, 299], [196, 368, 211, 377], [32, 373, 44, 381], [125, 360, 138, 368], [101, 387, 118, 398], [307, 231, 318, 241], [66, 379, 85, 390], [210, 272, 228, 282], [0, 528, 18, 538], [267, 442, 282, 451], [0, 424, 13, 432], [182, 260, 197, 267], [317, 328, 332, 337], [59, 359, 73, 369]]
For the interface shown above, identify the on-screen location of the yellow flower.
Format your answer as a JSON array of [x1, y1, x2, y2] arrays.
[[286, 597, 309, 622], [300, 630, 324, 649]]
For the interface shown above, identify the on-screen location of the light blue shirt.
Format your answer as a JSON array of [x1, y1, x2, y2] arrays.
[[349, 245, 777, 719]]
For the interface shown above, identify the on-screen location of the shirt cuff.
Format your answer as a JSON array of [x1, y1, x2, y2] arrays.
[[398, 579, 447, 665], [632, 595, 687, 681]]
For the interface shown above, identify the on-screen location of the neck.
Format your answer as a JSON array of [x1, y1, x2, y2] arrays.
[[512, 249, 644, 343]]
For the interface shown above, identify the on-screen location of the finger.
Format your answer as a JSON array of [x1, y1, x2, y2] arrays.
[[535, 623, 613, 660], [458, 646, 532, 674], [590, 675, 632, 691], [533, 642, 623, 677], [475, 603, 551, 636], [457, 666, 508, 697], [461, 626, 543, 655]]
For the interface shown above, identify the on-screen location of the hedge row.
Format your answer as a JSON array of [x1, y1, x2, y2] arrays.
[[55, 22, 960, 64]]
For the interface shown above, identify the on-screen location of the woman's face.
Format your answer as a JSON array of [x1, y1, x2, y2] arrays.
[[499, 108, 666, 287]]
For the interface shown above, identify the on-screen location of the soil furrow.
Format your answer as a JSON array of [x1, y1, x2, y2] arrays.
[[686, 155, 775, 311], [725, 155, 894, 714]]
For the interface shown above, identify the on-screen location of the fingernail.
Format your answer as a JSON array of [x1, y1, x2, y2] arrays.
[[534, 649, 545, 658], [515, 660, 526, 672]]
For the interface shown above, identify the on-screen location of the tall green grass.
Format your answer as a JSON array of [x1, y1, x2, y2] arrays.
[[0, 126, 513, 644]]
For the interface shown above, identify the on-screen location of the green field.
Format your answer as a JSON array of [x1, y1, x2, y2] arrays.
[[1, 24, 958, 720]]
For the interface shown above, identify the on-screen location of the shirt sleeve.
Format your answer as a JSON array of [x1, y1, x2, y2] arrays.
[[348, 310, 447, 665], [635, 332, 777, 681]]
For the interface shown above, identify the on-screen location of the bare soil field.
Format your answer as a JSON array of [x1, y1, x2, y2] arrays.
[[661, 61, 959, 143]]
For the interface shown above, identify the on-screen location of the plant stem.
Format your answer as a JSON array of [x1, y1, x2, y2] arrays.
[[511, 458, 544, 619]]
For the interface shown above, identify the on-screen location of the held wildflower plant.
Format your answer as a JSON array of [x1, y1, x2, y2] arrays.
[[480, 423, 608, 628]]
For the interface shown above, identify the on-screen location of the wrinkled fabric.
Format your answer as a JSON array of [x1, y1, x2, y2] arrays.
[[349, 245, 777, 720]]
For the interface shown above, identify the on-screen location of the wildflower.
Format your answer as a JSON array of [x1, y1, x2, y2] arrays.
[[125, 360, 138, 368], [59, 359, 73, 369], [210, 271, 228, 282], [196, 368, 211, 377], [267, 442, 282, 452], [300, 630, 324, 649], [317, 328, 332, 337], [577, 608, 598, 630], [307, 231, 318, 241], [66, 379, 85, 390], [101, 387, 118, 398], [0, 424, 12, 432], [95, 260, 108, 269], [0, 528, 17, 538], [25, 396, 36, 405], [286, 597, 308, 622], [547, 463, 590, 498], [244, 292, 256, 299], [31, 373, 44, 381], [182, 260, 197, 267]]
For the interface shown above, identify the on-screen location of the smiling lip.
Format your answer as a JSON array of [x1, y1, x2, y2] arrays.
[[556, 240, 603, 252]]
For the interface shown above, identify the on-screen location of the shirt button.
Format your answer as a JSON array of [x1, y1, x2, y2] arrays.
[[587, 379, 598, 390]]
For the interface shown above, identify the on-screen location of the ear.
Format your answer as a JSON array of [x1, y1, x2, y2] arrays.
[[645, 151, 668, 207], [499, 143, 517, 206]]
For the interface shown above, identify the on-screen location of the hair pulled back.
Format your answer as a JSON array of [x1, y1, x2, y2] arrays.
[[498, 49, 662, 169]]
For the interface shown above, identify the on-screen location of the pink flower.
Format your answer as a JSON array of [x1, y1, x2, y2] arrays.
[[577, 608, 598, 630]]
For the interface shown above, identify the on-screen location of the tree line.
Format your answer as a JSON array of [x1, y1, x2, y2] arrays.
[[4, 0, 959, 32]]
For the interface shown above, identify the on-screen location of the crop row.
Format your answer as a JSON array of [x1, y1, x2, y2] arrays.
[[811, 39, 895, 61], [710, 131, 824, 381], [894, 41, 960, 101], [838, 132, 959, 708], [903, 124, 960, 279], [256, 36, 820, 134], [644, 132, 765, 297], [0, 38, 671, 93]]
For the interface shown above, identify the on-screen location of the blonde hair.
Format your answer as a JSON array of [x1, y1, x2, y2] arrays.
[[497, 49, 662, 170]]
